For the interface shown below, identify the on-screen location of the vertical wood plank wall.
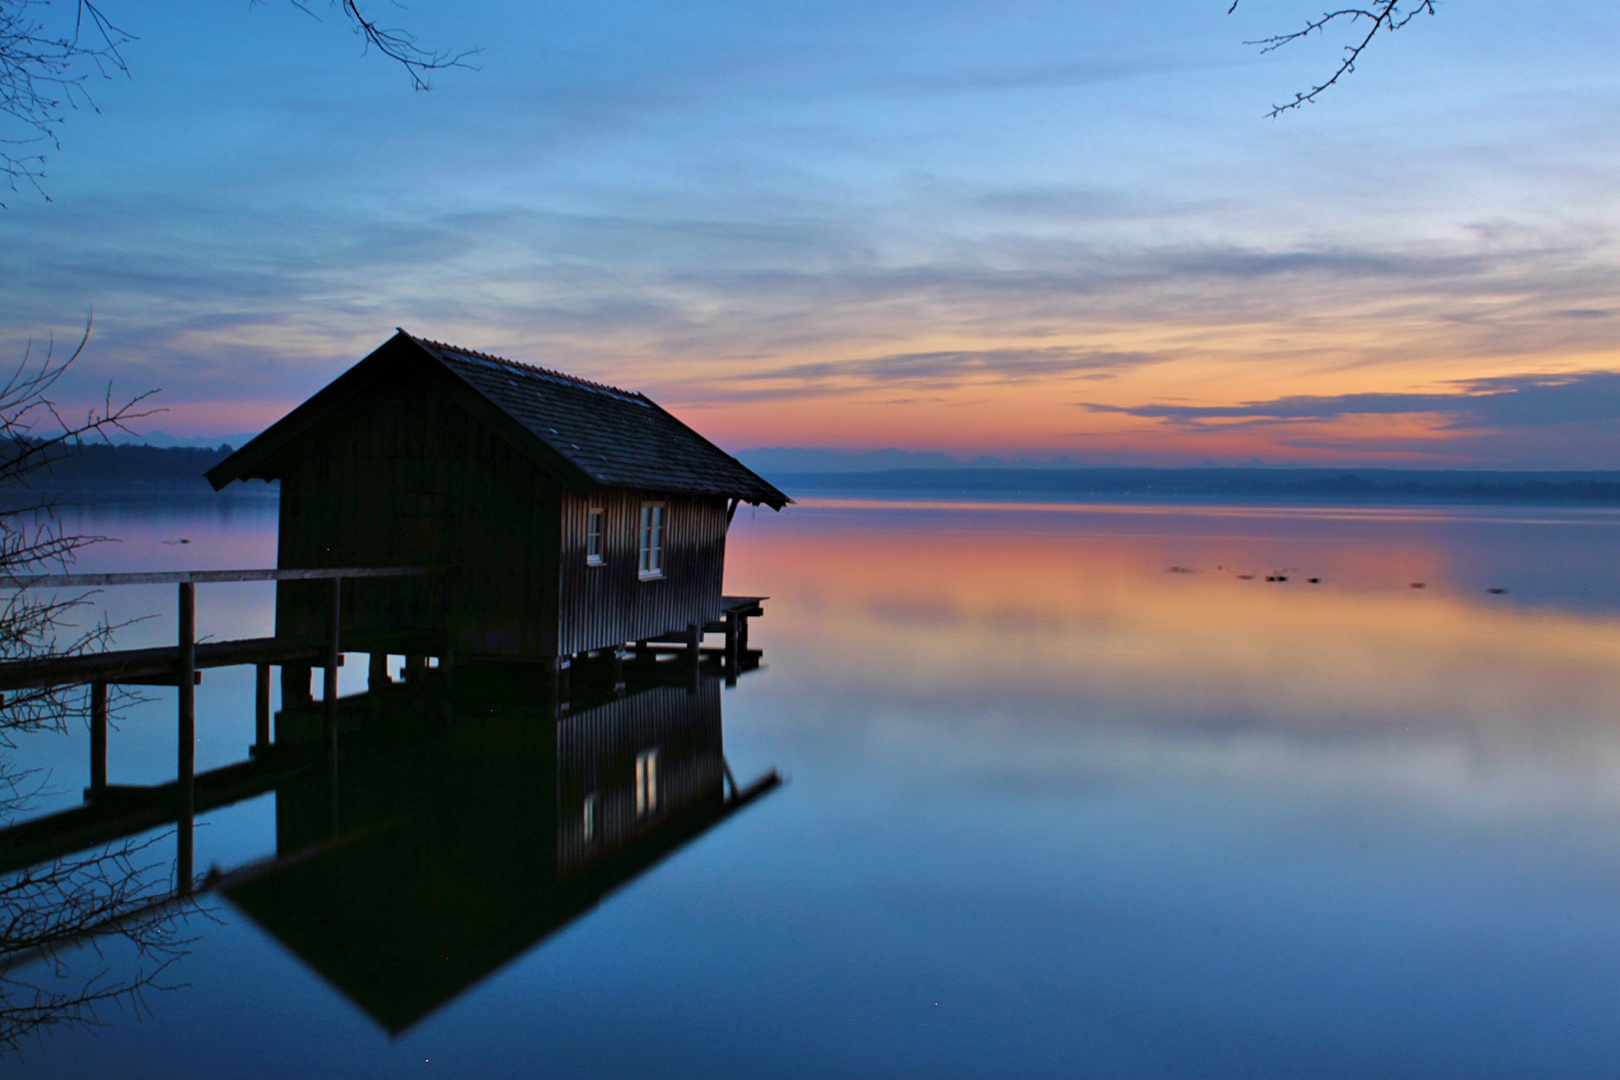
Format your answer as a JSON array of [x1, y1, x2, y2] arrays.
[[556, 489, 729, 656], [273, 374, 562, 658]]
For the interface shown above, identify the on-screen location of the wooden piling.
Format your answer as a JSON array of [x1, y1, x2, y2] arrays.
[[89, 681, 107, 792], [176, 806, 194, 895], [281, 663, 312, 705], [177, 582, 195, 892], [687, 622, 701, 693], [254, 663, 271, 750], [368, 651, 388, 691], [324, 577, 340, 741], [723, 611, 739, 688]]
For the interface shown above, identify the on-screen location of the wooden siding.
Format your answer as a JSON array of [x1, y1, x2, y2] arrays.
[[555, 679, 724, 872], [556, 488, 729, 655], [271, 372, 562, 658]]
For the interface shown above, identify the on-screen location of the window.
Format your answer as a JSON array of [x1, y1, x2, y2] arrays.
[[586, 508, 604, 565], [638, 502, 665, 579], [635, 749, 659, 816], [582, 791, 598, 842]]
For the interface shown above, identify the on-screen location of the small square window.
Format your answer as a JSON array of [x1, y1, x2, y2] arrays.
[[638, 502, 665, 579], [586, 508, 604, 565]]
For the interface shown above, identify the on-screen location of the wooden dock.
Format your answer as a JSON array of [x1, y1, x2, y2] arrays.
[[0, 567, 768, 892]]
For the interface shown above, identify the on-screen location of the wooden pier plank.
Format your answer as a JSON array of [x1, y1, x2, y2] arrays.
[[0, 637, 345, 692]]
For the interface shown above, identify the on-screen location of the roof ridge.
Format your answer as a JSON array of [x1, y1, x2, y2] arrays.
[[404, 331, 643, 401]]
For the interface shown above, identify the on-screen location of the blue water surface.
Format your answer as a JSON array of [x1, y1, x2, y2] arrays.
[[7, 494, 1620, 1079]]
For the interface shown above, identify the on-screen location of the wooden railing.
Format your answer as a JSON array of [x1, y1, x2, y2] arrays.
[[0, 566, 443, 891]]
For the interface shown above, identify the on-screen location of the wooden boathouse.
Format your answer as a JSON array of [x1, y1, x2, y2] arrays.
[[0, 331, 786, 910], [206, 330, 789, 666]]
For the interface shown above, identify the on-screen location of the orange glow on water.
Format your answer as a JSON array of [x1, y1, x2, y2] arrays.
[[726, 504, 1620, 768]]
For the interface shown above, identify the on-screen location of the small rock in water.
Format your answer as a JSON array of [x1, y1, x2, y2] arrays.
[[1307, 577, 1320, 584], [1409, 582, 1426, 589], [1237, 574, 1254, 580], [1486, 587, 1507, 595]]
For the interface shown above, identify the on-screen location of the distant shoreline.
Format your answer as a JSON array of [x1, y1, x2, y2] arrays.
[[8, 443, 1620, 507], [764, 467, 1620, 505]]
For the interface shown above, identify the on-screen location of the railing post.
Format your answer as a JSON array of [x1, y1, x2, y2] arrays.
[[89, 681, 107, 793], [368, 651, 388, 692], [723, 611, 739, 688], [177, 581, 195, 893], [324, 576, 341, 742], [254, 663, 271, 751], [686, 622, 701, 694]]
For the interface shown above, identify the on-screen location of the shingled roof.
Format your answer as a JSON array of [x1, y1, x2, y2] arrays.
[[207, 331, 789, 508]]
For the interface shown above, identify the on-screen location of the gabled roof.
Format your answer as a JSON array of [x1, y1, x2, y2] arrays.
[[207, 330, 789, 508]]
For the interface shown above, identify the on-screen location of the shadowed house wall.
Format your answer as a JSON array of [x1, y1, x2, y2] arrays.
[[267, 377, 731, 660], [268, 374, 562, 658]]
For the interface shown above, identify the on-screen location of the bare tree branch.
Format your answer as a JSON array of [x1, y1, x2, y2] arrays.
[[279, 1, 480, 92], [0, 0, 131, 205], [0, 787, 202, 1058], [1230, 0, 1438, 116], [1, 0, 475, 204], [0, 313, 160, 744]]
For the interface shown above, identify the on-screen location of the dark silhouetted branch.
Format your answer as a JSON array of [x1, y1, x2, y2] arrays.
[[0, 314, 159, 743], [1230, 0, 1437, 116], [3, 1, 474, 203], [311, 1, 481, 91], [0, 0, 132, 205]]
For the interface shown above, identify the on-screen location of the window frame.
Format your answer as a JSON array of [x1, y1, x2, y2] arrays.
[[637, 501, 666, 580], [585, 507, 605, 566]]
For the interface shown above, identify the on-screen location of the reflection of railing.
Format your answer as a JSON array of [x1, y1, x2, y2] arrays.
[[0, 567, 442, 892]]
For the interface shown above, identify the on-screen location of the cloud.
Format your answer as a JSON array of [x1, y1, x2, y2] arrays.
[[743, 346, 1161, 388], [1087, 371, 1620, 432]]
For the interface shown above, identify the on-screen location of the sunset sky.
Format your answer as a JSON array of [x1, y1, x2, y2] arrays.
[[3, 0, 1619, 467]]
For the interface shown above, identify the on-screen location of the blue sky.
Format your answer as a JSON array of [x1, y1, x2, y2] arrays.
[[3, 0, 1619, 466]]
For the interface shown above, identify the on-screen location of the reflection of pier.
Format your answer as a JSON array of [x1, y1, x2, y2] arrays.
[[0, 567, 766, 884], [0, 640, 777, 1030]]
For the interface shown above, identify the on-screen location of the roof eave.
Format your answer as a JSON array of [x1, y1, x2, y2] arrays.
[[205, 331, 420, 491]]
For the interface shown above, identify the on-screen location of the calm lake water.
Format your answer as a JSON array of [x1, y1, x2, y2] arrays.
[[7, 493, 1620, 1078]]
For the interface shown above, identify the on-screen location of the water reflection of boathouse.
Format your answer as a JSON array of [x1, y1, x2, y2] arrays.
[[0, 649, 777, 1038], [228, 666, 776, 1033]]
